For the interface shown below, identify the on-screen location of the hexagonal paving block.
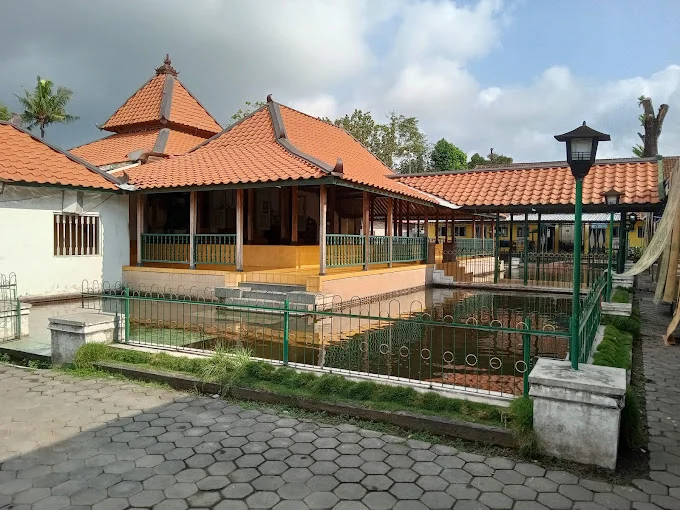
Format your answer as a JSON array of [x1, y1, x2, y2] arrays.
[[502, 484, 538, 501], [525, 476, 558, 493], [334, 482, 367, 500], [277, 482, 311, 500], [164, 481, 198, 499], [537, 492, 573, 510], [546, 470, 579, 485], [253, 475, 286, 491], [479, 491, 514, 510], [312, 448, 340, 462], [446, 483, 480, 501], [221, 482, 255, 499], [186, 454, 216, 469], [360, 462, 390, 475], [108, 480, 143, 498], [420, 491, 456, 509], [228, 468, 260, 483], [207, 461, 236, 476], [559, 483, 594, 501], [242, 442, 269, 455], [245, 491, 281, 509], [305, 491, 340, 509], [285, 454, 314, 468], [514, 463, 546, 477], [360, 449, 388, 462], [362, 491, 397, 510], [416, 475, 448, 492], [130, 489, 165, 507], [307, 474, 340, 492], [282, 467, 313, 484], [197, 475, 230, 490]]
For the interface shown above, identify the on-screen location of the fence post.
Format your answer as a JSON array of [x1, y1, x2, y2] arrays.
[[283, 299, 290, 366], [523, 215, 529, 286], [124, 287, 130, 344], [523, 316, 531, 396], [494, 213, 500, 283], [15, 299, 21, 339]]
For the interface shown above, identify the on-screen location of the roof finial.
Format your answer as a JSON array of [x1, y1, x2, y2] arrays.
[[156, 54, 178, 76]]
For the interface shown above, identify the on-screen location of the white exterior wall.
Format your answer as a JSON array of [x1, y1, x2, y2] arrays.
[[0, 185, 129, 298]]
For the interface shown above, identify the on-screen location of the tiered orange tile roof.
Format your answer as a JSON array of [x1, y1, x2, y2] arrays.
[[124, 107, 325, 189], [73, 56, 220, 168], [0, 122, 119, 191], [124, 97, 440, 204], [71, 129, 205, 167], [100, 56, 221, 135], [396, 159, 663, 209]]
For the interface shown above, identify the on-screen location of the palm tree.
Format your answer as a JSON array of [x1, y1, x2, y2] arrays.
[[16, 76, 78, 138]]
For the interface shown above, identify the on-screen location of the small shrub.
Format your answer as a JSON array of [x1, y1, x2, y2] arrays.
[[611, 288, 630, 304], [509, 396, 540, 457], [373, 385, 418, 405], [242, 360, 276, 381], [419, 392, 456, 412], [73, 343, 110, 369], [313, 374, 351, 397], [621, 386, 645, 448], [593, 325, 632, 370], [603, 315, 641, 338], [199, 346, 253, 388], [271, 367, 301, 388], [0, 353, 10, 364], [346, 381, 377, 400]]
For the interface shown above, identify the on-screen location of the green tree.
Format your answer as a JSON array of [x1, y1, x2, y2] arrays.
[[333, 109, 377, 148], [0, 102, 10, 122], [430, 138, 467, 171], [16, 76, 78, 138], [231, 100, 266, 121], [467, 149, 513, 169]]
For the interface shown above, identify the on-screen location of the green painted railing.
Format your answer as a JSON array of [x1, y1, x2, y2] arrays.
[[141, 234, 190, 264], [455, 237, 494, 254], [392, 236, 427, 263], [578, 270, 607, 364], [194, 234, 236, 265], [326, 234, 365, 267], [369, 236, 389, 264]]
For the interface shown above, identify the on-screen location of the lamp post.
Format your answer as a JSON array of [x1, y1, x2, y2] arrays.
[[555, 122, 611, 370], [601, 188, 622, 302]]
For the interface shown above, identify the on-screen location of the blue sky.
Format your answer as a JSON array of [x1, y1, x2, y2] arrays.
[[0, 0, 678, 162]]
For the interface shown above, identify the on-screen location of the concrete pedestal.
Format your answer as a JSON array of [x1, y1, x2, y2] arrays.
[[49, 312, 121, 364], [529, 358, 627, 469], [602, 302, 633, 317]]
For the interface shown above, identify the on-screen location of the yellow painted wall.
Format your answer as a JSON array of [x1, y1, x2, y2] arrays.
[[243, 245, 319, 269]]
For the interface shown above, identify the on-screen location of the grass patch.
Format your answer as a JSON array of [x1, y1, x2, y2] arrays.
[[611, 287, 631, 304], [592, 325, 632, 370], [602, 309, 641, 338], [508, 396, 539, 457], [71, 344, 508, 428]]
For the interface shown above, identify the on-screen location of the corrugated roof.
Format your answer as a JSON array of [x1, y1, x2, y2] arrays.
[[0, 122, 119, 191], [397, 159, 661, 208]]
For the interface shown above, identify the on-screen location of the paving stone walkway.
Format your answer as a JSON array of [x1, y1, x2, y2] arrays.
[[1, 272, 680, 509]]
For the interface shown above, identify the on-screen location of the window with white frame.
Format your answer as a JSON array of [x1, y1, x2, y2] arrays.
[[454, 226, 466, 237], [53, 214, 100, 256]]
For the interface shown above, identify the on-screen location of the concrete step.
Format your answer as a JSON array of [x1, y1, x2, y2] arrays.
[[238, 282, 306, 293]]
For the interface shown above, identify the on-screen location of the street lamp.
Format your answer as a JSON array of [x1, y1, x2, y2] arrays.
[[601, 188, 622, 301], [555, 122, 611, 370]]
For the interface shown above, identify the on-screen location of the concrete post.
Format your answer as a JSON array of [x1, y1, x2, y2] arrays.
[[49, 312, 122, 365], [529, 358, 626, 469]]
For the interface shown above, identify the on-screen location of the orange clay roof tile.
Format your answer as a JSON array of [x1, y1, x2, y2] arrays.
[[71, 129, 206, 167], [397, 161, 661, 208], [100, 59, 220, 135], [0, 123, 118, 190], [124, 107, 325, 189]]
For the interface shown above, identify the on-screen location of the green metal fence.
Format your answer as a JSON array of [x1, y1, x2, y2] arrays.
[[578, 270, 607, 364], [392, 236, 427, 263], [455, 237, 494, 255], [368, 236, 389, 264], [194, 234, 236, 265], [141, 234, 191, 264], [326, 234, 365, 267], [82, 281, 572, 397]]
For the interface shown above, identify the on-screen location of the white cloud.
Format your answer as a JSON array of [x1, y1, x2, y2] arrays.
[[289, 94, 339, 120]]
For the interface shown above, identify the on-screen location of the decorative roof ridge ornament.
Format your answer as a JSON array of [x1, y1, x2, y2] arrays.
[[155, 54, 178, 76]]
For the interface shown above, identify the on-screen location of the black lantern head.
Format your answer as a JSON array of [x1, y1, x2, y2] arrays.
[[555, 122, 611, 179], [600, 188, 622, 207], [626, 213, 637, 231]]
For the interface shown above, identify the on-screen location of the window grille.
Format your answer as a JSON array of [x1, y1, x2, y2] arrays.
[[53, 214, 100, 256]]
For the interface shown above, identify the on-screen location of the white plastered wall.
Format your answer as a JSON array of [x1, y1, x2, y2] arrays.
[[0, 185, 129, 298]]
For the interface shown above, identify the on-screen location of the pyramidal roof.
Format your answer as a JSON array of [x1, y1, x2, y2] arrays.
[[100, 55, 221, 137]]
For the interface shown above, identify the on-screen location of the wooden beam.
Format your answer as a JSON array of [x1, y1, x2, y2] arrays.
[[189, 191, 197, 269], [280, 187, 289, 242], [319, 185, 327, 275], [387, 197, 394, 268], [136, 194, 144, 266], [370, 195, 375, 236], [363, 191, 370, 270], [236, 189, 244, 271], [291, 186, 298, 244], [247, 189, 254, 243], [435, 210, 439, 244]]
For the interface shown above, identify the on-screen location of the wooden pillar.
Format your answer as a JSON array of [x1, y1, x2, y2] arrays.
[[236, 189, 244, 271], [280, 188, 289, 242], [319, 185, 327, 276], [435, 210, 439, 244], [451, 210, 456, 256], [406, 203, 411, 237], [291, 186, 298, 244], [387, 198, 394, 268], [555, 224, 560, 253], [363, 191, 370, 270], [508, 213, 514, 280], [423, 210, 429, 240], [397, 201, 403, 236], [369, 195, 375, 236], [136, 194, 144, 266], [247, 189, 254, 244], [189, 191, 197, 269]]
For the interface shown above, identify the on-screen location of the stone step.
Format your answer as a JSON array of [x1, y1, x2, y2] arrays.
[[238, 282, 306, 293]]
